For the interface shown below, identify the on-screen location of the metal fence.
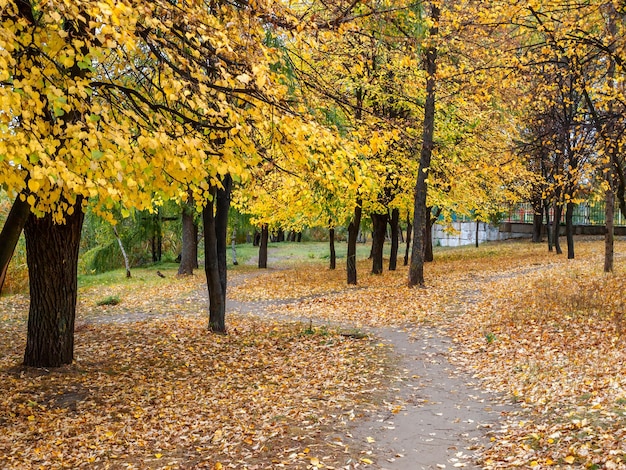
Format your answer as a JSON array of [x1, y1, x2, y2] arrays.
[[504, 202, 625, 226]]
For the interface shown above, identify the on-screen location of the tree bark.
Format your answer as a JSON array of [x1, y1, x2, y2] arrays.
[[203, 175, 232, 334], [424, 209, 435, 262], [258, 224, 269, 269], [553, 203, 563, 255], [23, 200, 84, 367], [532, 199, 543, 243], [389, 208, 399, 271], [347, 200, 362, 285], [409, 3, 439, 287], [178, 197, 197, 276], [605, 183, 615, 272], [565, 201, 575, 259], [545, 202, 553, 252], [0, 195, 30, 295], [329, 228, 336, 270], [113, 226, 131, 278], [371, 212, 388, 274], [404, 217, 412, 266], [475, 220, 480, 248]]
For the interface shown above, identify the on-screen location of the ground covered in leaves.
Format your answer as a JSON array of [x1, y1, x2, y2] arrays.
[[1, 237, 626, 469]]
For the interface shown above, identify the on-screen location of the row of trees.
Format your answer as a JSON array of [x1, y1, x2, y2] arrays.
[[1, 0, 625, 366]]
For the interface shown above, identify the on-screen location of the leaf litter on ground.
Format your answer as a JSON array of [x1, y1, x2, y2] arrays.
[[1, 238, 626, 468]]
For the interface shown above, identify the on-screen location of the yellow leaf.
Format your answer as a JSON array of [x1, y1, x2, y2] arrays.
[[366, 436, 375, 443], [215, 463, 223, 470], [564, 456, 575, 464], [310, 456, 320, 466], [27, 415, 35, 421], [360, 458, 373, 464], [28, 179, 40, 192], [155, 453, 163, 459]]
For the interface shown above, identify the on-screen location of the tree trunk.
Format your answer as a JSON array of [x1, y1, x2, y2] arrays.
[[565, 201, 574, 259], [424, 209, 434, 263], [532, 200, 543, 243], [605, 182, 615, 272], [178, 198, 197, 276], [389, 208, 399, 271], [113, 226, 131, 278], [545, 202, 553, 252], [371, 212, 388, 274], [193, 222, 199, 269], [409, 3, 439, 287], [329, 228, 336, 270], [23, 201, 84, 367], [203, 175, 232, 334], [553, 203, 563, 255], [404, 217, 412, 266], [347, 200, 362, 285], [475, 220, 480, 248], [231, 227, 238, 266], [296, 232, 302, 242], [0, 195, 30, 295], [258, 224, 269, 269]]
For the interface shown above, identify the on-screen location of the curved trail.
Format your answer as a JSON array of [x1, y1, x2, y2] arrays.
[[224, 268, 514, 469]]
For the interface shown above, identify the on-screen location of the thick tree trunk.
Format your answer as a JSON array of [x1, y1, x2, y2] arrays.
[[347, 200, 362, 285], [113, 226, 131, 278], [605, 184, 615, 272], [371, 212, 388, 274], [0, 195, 30, 295], [565, 201, 574, 259], [23, 201, 84, 367], [258, 224, 269, 269], [404, 218, 412, 266], [203, 175, 232, 334], [296, 232, 302, 242], [329, 228, 336, 270], [389, 208, 399, 271], [178, 199, 197, 276], [409, 3, 439, 287]]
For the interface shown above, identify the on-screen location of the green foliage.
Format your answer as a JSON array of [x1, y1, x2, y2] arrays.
[[96, 295, 120, 306]]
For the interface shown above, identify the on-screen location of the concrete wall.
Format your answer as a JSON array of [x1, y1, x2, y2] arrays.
[[432, 222, 523, 248], [433, 221, 626, 247]]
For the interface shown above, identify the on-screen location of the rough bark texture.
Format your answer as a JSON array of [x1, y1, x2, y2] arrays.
[[178, 198, 197, 276], [23, 201, 84, 367], [553, 203, 563, 255], [424, 210, 434, 262], [371, 212, 388, 274], [605, 185, 615, 272], [389, 208, 399, 271], [0, 195, 30, 295], [409, 3, 439, 287], [203, 175, 232, 334], [565, 201, 575, 259], [404, 219, 412, 266], [258, 224, 269, 269], [347, 201, 362, 285], [329, 228, 336, 270]]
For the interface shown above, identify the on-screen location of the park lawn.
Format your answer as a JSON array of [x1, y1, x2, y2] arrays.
[[0, 237, 625, 468]]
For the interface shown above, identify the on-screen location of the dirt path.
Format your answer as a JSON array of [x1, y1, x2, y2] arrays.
[[350, 326, 510, 469], [224, 271, 514, 469]]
